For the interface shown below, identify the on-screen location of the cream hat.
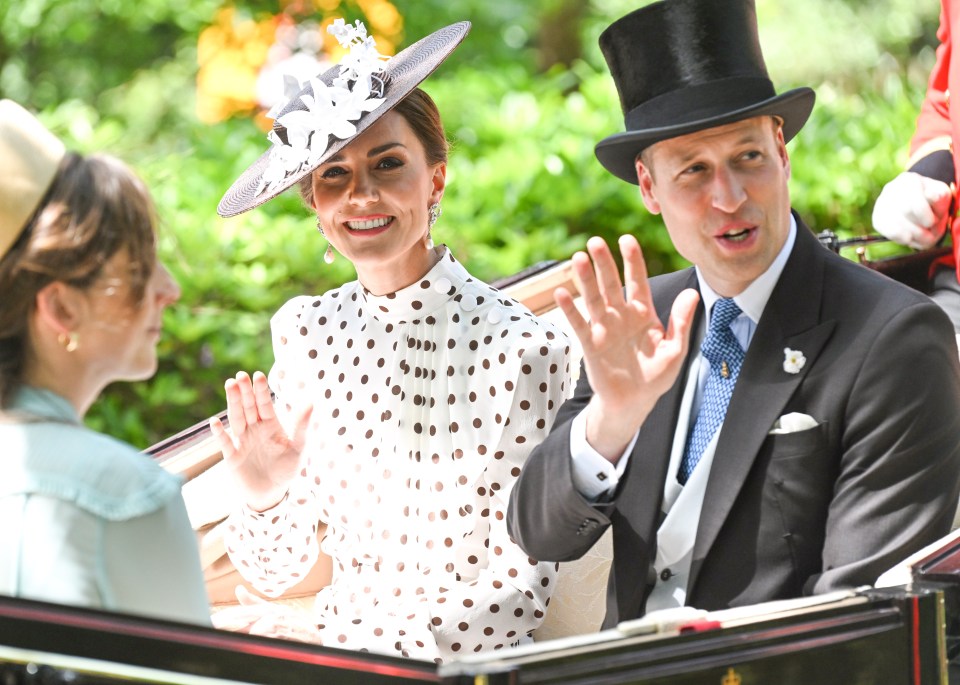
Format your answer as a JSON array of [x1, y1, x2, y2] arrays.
[[0, 100, 66, 258]]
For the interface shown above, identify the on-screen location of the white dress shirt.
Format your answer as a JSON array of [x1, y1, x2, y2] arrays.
[[569, 216, 798, 610]]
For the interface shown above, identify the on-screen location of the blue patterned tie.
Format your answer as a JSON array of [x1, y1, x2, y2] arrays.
[[678, 298, 744, 485]]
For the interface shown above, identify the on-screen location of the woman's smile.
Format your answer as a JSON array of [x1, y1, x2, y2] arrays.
[[344, 215, 395, 234]]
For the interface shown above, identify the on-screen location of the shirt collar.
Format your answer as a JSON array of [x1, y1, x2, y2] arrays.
[[9, 386, 81, 425], [695, 213, 797, 324]]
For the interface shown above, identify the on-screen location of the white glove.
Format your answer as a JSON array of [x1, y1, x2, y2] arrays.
[[872, 171, 953, 250]]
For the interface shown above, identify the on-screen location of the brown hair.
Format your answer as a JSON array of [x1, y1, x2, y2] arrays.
[[298, 87, 448, 207], [0, 152, 158, 408]]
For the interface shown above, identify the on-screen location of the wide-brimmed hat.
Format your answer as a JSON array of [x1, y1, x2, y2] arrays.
[[0, 100, 66, 258], [594, 0, 815, 184], [218, 20, 471, 217]]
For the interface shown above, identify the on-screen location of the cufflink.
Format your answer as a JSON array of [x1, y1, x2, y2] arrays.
[[596, 472, 607, 481]]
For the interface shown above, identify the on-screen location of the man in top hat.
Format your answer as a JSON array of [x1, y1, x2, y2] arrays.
[[507, 0, 960, 626]]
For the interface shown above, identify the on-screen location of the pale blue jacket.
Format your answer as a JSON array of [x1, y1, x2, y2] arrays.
[[0, 387, 209, 624]]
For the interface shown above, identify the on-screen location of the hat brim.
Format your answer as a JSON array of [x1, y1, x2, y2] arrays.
[[218, 21, 471, 218], [594, 87, 815, 185]]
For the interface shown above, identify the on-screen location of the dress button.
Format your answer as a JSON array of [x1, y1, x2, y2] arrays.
[[487, 308, 503, 324], [660, 568, 673, 581], [434, 277, 452, 294], [460, 295, 478, 312]]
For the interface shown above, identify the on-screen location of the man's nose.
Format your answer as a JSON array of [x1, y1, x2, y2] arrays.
[[711, 167, 747, 213]]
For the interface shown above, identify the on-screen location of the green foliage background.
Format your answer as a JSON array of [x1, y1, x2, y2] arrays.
[[0, 0, 944, 446]]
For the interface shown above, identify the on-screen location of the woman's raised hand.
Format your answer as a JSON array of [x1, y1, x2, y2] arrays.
[[209, 370, 313, 512]]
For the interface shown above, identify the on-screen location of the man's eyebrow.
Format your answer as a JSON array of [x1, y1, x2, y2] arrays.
[[669, 133, 764, 166], [325, 142, 406, 163]]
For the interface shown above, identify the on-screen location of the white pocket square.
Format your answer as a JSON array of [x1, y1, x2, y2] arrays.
[[769, 412, 819, 435]]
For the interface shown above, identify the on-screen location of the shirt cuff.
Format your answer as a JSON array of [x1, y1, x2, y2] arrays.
[[569, 410, 637, 501], [908, 147, 955, 186]]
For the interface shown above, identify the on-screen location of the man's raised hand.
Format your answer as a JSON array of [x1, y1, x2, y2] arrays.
[[554, 235, 699, 462]]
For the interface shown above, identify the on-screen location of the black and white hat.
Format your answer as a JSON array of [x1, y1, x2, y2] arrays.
[[218, 20, 470, 217]]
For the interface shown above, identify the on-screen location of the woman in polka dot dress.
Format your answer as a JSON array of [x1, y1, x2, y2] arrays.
[[210, 21, 571, 662]]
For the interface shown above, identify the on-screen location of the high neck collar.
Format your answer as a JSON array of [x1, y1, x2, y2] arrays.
[[361, 246, 474, 324]]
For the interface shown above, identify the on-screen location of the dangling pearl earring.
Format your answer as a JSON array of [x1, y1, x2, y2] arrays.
[[316, 217, 335, 264], [426, 202, 441, 249]]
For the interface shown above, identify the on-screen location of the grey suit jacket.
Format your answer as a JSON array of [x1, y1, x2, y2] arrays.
[[507, 217, 960, 629]]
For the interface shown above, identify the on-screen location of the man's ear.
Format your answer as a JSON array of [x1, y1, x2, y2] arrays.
[[34, 282, 85, 336], [775, 125, 791, 180], [636, 158, 662, 215]]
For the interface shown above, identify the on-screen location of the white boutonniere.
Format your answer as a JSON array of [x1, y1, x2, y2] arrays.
[[783, 347, 806, 374]]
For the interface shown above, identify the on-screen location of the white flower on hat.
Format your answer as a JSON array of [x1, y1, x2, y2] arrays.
[[783, 347, 806, 374], [257, 19, 390, 196], [279, 79, 352, 147], [257, 130, 311, 194]]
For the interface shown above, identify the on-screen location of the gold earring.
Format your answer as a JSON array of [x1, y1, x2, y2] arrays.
[[58, 332, 79, 353], [316, 217, 324, 236]]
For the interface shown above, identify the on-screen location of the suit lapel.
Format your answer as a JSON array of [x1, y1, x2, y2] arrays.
[[688, 221, 837, 587]]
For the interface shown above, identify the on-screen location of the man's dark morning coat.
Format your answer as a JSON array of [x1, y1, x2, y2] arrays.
[[507, 217, 960, 629]]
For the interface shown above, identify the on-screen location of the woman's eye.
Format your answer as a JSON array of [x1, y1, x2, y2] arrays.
[[320, 166, 346, 179], [377, 157, 403, 169]]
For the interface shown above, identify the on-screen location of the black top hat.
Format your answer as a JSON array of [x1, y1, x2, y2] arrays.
[[218, 21, 471, 217], [594, 0, 815, 184]]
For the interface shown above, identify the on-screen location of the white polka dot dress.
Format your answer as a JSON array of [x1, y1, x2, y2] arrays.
[[224, 247, 571, 662]]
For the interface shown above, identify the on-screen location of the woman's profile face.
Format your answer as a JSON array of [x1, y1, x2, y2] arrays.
[[311, 110, 446, 295], [75, 250, 181, 383]]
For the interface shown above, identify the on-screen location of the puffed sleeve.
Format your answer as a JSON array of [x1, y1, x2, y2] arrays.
[[429, 334, 570, 654], [223, 295, 325, 597]]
